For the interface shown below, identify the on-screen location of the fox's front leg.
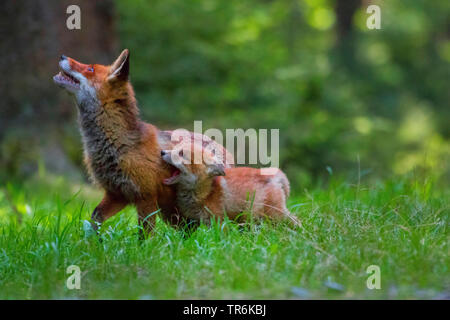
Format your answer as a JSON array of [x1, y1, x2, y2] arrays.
[[136, 199, 159, 239], [91, 192, 128, 232]]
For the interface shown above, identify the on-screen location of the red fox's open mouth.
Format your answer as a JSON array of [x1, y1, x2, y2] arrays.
[[163, 166, 181, 185], [53, 70, 80, 90]]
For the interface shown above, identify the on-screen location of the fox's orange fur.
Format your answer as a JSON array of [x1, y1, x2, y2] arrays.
[[54, 49, 233, 234], [161, 145, 301, 227]]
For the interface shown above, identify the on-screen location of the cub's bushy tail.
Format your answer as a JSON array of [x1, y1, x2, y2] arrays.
[[272, 169, 301, 228], [275, 170, 290, 199]]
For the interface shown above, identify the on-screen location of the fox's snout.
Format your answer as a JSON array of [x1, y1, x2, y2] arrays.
[[161, 150, 174, 166]]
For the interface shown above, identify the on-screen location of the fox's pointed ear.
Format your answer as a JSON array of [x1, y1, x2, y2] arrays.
[[207, 163, 226, 177], [108, 49, 129, 82]]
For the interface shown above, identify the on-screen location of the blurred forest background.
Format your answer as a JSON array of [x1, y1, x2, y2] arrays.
[[0, 0, 449, 190]]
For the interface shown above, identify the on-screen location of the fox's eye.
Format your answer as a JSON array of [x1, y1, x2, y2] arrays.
[[87, 66, 94, 72]]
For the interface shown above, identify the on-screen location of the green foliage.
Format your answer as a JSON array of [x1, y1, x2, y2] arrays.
[[116, 0, 450, 188], [0, 175, 448, 298]]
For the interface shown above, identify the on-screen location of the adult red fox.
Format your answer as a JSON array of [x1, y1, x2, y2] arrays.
[[161, 144, 301, 227], [53, 49, 233, 234]]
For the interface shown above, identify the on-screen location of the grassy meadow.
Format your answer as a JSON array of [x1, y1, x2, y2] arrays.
[[0, 173, 448, 299], [1, 0, 449, 301]]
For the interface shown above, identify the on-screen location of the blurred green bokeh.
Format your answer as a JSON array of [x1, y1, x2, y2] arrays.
[[115, 0, 449, 188]]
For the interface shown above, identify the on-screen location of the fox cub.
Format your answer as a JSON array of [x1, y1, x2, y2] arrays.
[[161, 145, 301, 227]]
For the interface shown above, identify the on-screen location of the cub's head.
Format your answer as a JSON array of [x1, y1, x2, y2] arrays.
[[161, 144, 225, 188], [53, 49, 132, 110]]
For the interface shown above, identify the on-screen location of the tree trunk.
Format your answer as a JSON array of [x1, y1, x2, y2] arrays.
[[0, 0, 118, 180], [334, 0, 361, 68]]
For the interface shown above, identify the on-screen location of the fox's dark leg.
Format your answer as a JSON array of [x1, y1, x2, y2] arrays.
[[91, 192, 128, 232], [179, 218, 200, 238], [136, 199, 159, 239]]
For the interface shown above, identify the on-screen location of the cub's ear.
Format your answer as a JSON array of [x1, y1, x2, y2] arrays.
[[207, 163, 225, 177], [108, 49, 129, 82]]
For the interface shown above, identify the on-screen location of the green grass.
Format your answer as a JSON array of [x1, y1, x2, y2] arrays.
[[0, 174, 448, 299]]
